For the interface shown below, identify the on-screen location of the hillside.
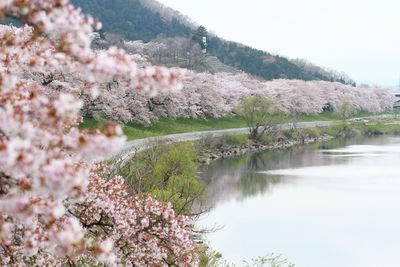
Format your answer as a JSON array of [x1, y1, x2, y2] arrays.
[[71, 0, 192, 41], [71, 0, 355, 84]]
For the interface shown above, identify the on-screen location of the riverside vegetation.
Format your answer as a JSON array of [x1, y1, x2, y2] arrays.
[[82, 92, 400, 266], [113, 110, 400, 266], [196, 120, 400, 163]]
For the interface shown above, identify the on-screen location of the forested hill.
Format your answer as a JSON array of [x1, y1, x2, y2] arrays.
[[71, 0, 355, 84], [71, 0, 192, 41]]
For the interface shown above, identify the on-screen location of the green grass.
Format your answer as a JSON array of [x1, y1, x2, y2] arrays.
[[80, 116, 248, 140], [297, 111, 378, 122], [79, 111, 393, 141], [294, 112, 339, 121]]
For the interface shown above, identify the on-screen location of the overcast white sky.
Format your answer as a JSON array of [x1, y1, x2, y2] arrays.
[[157, 0, 400, 87]]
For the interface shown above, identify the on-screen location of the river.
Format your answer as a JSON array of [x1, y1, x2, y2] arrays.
[[199, 136, 400, 267]]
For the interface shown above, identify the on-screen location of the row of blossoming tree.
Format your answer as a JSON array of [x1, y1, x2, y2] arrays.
[[0, 1, 198, 266], [10, 19, 396, 125], [82, 70, 396, 125]]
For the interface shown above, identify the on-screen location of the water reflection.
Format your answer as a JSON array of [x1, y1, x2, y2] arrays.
[[199, 136, 382, 205], [200, 136, 400, 267]]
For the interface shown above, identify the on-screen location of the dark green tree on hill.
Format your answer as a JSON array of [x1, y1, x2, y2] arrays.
[[192, 25, 208, 50], [70, 0, 192, 41]]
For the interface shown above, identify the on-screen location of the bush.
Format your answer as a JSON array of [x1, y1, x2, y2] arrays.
[[118, 141, 205, 215], [358, 123, 400, 136], [362, 125, 384, 136], [304, 128, 322, 138], [334, 101, 357, 121], [282, 128, 307, 142], [197, 134, 226, 150], [198, 246, 224, 267], [259, 134, 275, 145], [225, 133, 248, 146]]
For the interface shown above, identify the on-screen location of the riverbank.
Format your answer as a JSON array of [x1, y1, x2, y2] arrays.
[[196, 121, 400, 164], [197, 135, 333, 164]]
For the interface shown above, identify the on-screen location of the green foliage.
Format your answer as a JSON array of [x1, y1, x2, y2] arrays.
[[119, 142, 205, 215], [207, 35, 337, 81], [356, 122, 400, 136], [304, 121, 400, 140], [196, 135, 224, 151], [71, 0, 192, 42], [316, 123, 356, 138], [79, 117, 107, 130], [196, 134, 248, 153], [206, 32, 354, 82], [282, 129, 298, 140], [259, 126, 324, 146], [82, 116, 248, 140], [303, 127, 322, 138], [319, 125, 343, 137], [273, 128, 303, 143], [337, 122, 358, 138], [236, 97, 285, 141], [334, 102, 357, 121], [298, 111, 339, 121], [193, 26, 208, 50], [225, 133, 249, 146], [198, 246, 226, 267], [259, 134, 275, 146], [362, 124, 385, 136], [198, 248, 294, 267]]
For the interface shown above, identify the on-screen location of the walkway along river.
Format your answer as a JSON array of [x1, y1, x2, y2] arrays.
[[114, 120, 338, 165]]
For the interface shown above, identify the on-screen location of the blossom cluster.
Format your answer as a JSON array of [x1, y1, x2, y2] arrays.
[[83, 70, 397, 124], [0, 1, 195, 266], [71, 168, 197, 266]]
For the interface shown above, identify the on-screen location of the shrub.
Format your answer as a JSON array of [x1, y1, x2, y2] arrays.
[[304, 128, 322, 138], [362, 125, 384, 136], [225, 133, 248, 146], [119, 141, 205, 215], [334, 101, 357, 121], [260, 134, 276, 145]]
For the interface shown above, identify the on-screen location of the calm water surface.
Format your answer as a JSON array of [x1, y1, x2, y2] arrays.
[[199, 136, 400, 267]]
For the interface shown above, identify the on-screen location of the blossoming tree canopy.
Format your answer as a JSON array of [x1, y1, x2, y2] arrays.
[[76, 59, 396, 124], [0, 1, 197, 266]]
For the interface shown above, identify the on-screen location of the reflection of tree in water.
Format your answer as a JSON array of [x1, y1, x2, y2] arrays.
[[200, 136, 379, 206], [237, 172, 282, 199]]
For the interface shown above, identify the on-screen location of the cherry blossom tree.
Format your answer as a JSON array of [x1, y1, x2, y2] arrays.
[[71, 166, 197, 266], [78, 69, 396, 124], [0, 1, 197, 266]]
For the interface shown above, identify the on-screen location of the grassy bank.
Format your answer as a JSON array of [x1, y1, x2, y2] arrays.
[[80, 111, 390, 141], [80, 116, 247, 140]]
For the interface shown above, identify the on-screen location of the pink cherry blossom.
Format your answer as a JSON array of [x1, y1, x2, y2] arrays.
[[0, 1, 195, 266]]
